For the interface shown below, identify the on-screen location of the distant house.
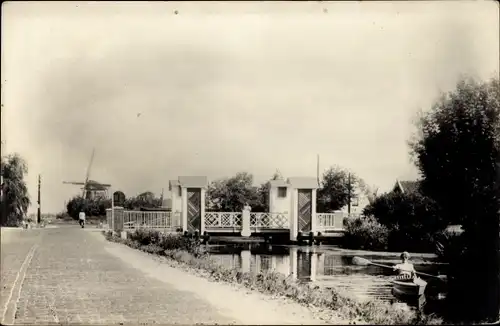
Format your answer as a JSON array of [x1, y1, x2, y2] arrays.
[[392, 180, 422, 195], [338, 189, 371, 216]]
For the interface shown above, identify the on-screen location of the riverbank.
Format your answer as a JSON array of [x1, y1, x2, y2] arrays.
[[103, 230, 443, 325], [100, 233, 338, 325]]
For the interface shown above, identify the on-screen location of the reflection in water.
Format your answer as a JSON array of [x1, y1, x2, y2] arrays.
[[208, 244, 443, 304]]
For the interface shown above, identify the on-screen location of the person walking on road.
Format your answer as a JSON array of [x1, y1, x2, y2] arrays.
[[78, 210, 86, 228]]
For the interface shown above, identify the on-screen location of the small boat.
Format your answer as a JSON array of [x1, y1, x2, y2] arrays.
[[391, 276, 449, 312], [391, 277, 427, 300]]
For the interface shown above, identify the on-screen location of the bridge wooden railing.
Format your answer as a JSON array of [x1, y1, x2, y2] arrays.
[[205, 212, 243, 229], [316, 212, 348, 232], [105, 210, 181, 231], [250, 212, 289, 229], [204, 212, 289, 230]]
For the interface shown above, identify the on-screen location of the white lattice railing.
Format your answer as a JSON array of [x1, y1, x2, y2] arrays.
[[122, 211, 181, 230], [316, 212, 345, 230], [205, 212, 242, 228], [250, 212, 289, 229]]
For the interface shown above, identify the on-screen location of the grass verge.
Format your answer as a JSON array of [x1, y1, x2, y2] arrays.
[[103, 229, 443, 325]]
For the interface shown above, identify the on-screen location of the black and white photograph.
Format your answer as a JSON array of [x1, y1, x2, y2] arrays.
[[1, 1, 499, 325]]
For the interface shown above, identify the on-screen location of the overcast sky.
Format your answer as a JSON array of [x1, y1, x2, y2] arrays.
[[2, 1, 498, 214]]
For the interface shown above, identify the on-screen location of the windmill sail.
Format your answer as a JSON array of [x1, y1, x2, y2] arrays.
[[83, 148, 95, 197], [63, 148, 111, 199]]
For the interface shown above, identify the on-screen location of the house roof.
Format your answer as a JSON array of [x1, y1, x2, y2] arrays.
[[394, 180, 421, 194], [268, 179, 289, 188], [287, 177, 319, 189], [178, 176, 208, 188]]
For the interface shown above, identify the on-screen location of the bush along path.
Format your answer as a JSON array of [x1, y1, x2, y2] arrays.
[[103, 229, 445, 325]]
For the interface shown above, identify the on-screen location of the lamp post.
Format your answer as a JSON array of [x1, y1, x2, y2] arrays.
[[347, 173, 351, 215], [111, 188, 115, 231], [37, 175, 41, 224]]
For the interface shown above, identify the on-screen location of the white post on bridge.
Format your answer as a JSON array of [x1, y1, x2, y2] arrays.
[[241, 204, 251, 237]]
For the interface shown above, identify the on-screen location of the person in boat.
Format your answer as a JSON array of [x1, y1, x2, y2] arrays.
[[393, 251, 417, 282]]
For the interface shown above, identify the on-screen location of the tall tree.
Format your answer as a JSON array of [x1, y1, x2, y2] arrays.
[[0, 153, 31, 226], [362, 191, 445, 252], [206, 172, 268, 212], [66, 196, 111, 219], [124, 191, 161, 210], [253, 182, 270, 212], [409, 77, 500, 322], [317, 166, 363, 213]]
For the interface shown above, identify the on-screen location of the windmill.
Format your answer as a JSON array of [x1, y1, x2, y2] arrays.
[[63, 148, 112, 200]]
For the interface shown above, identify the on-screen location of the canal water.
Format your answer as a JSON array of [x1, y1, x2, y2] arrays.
[[207, 244, 446, 304]]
